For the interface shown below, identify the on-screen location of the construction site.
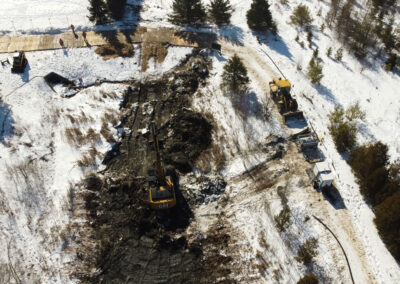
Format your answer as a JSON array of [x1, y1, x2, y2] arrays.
[[1, 1, 400, 284]]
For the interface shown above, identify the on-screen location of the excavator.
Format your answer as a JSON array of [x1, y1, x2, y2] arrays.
[[269, 78, 304, 122], [147, 122, 176, 210]]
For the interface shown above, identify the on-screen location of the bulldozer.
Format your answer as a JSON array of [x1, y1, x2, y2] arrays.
[[269, 78, 304, 122], [11, 51, 28, 73], [147, 122, 176, 210]]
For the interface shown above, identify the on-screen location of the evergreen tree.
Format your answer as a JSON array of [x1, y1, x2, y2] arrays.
[[208, 0, 232, 27], [327, 47, 332, 57], [106, 0, 127, 20], [169, 0, 206, 26], [290, 4, 313, 30], [381, 18, 395, 51], [306, 57, 323, 84], [335, 47, 343, 61], [375, 190, 400, 261], [297, 274, 319, 284], [221, 54, 249, 94], [246, 0, 277, 34], [88, 0, 108, 25]]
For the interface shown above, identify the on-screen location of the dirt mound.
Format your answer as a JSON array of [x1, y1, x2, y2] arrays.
[[163, 108, 212, 173], [95, 42, 134, 60], [141, 42, 169, 71]]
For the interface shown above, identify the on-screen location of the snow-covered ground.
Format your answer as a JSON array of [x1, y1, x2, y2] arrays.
[[0, 44, 192, 282], [1, 0, 399, 283]]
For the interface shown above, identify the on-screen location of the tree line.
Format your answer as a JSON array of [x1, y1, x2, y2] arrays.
[[328, 104, 400, 262]]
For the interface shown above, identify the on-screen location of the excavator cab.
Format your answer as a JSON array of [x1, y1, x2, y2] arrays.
[[148, 123, 176, 210], [11, 51, 28, 73]]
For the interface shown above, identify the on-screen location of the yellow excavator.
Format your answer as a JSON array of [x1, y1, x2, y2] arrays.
[[269, 78, 304, 122], [147, 122, 176, 210]]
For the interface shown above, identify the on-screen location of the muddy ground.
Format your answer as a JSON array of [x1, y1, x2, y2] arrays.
[[71, 49, 237, 283]]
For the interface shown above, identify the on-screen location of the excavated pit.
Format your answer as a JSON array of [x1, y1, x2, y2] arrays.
[[75, 50, 234, 283]]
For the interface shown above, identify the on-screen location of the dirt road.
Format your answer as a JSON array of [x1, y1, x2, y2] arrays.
[[0, 27, 215, 53]]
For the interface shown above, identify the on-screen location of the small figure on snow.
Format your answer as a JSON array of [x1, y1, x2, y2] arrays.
[[59, 38, 64, 47]]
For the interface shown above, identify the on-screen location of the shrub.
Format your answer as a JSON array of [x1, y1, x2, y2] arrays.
[[328, 106, 357, 152], [306, 57, 323, 84], [385, 53, 398, 71], [221, 54, 249, 94], [326, 47, 332, 57], [290, 4, 313, 30], [335, 47, 343, 61], [208, 0, 233, 27], [247, 0, 277, 34], [297, 273, 319, 284], [345, 102, 366, 121], [169, 0, 206, 25], [274, 205, 291, 232], [296, 238, 318, 265]]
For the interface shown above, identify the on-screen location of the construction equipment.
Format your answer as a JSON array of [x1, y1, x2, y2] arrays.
[[11, 51, 28, 73], [296, 132, 324, 163], [269, 78, 304, 122], [147, 122, 176, 210], [307, 162, 334, 190]]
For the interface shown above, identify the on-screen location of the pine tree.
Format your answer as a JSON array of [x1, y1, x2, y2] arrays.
[[307, 57, 323, 84], [290, 4, 313, 30], [106, 0, 127, 20], [246, 0, 277, 34], [335, 47, 343, 61], [327, 47, 332, 57], [88, 0, 108, 25], [169, 0, 206, 26], [381, 18, 395, 51], [221, 54, 249, 94], [208, 0, 232, 27]]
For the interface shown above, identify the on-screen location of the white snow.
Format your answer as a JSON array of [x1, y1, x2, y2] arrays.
[[0, 42, 192, 282], [0, 0, 399, 283]]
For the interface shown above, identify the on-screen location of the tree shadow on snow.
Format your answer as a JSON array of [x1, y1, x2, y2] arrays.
[[230, 91, 264, 121], [314, 84, 337, 105], [216, 24, 245, 46], [256, 32, 293, 61], [0, 102, 15, 145]]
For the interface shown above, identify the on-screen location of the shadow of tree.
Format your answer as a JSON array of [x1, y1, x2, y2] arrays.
[[0, 101, 14, 145], [256, 32, 293, 61], [314, 84, 337, 104]]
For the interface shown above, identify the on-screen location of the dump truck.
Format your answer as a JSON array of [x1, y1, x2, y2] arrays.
[[147, 122, 176, 210], [11, 51, 28, 73], [296, 132, 324, 163], [269, 78, 305, 123], [308, 162, 334, 190]]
